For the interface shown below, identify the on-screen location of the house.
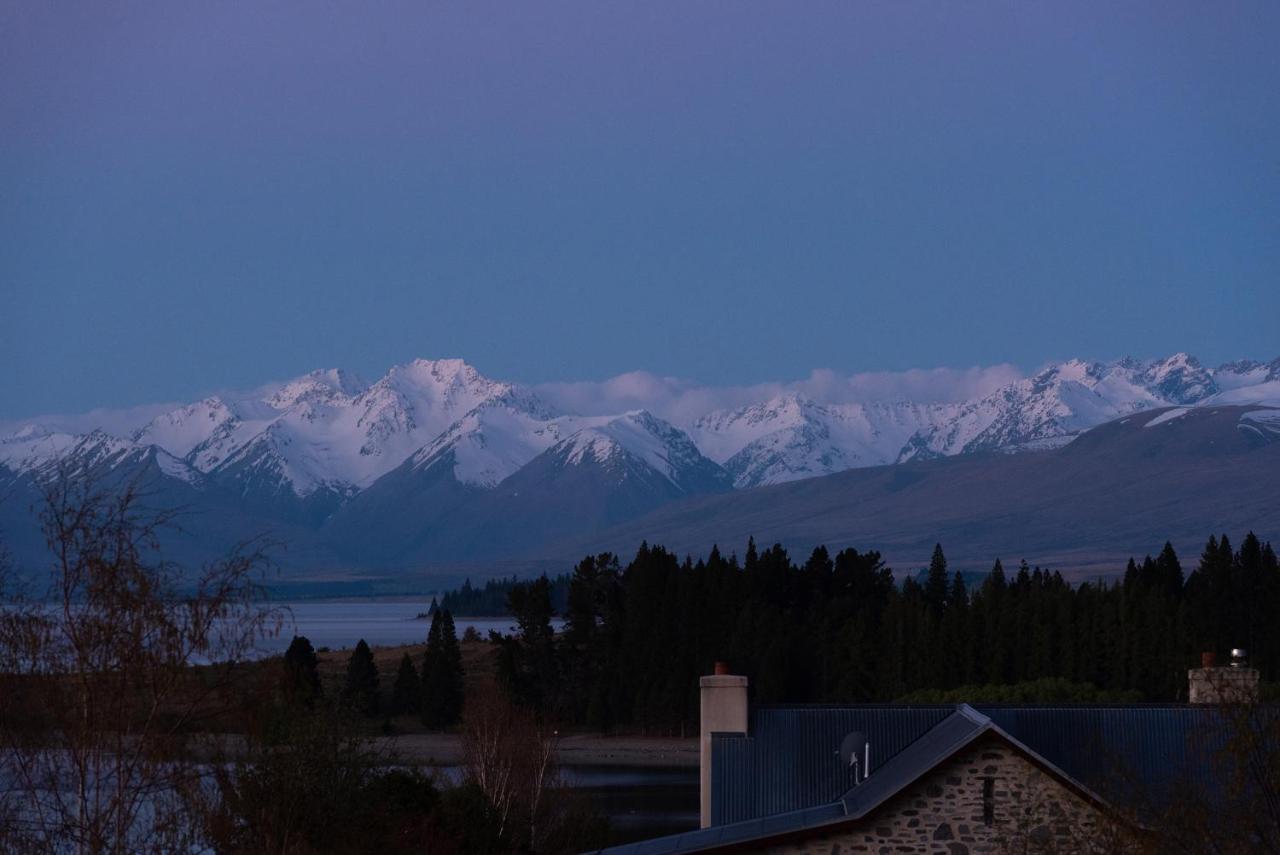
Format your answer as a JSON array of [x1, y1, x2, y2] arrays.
[[599, 656, 1265, 854]]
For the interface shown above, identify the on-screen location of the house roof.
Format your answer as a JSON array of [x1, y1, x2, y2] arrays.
[[595, 705, 1113, 855], [840, 705, 1107, 819], [712, 704, 1230, 825]]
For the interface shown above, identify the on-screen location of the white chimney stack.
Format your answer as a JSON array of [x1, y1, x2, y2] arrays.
[[700, 662, 748, 828]]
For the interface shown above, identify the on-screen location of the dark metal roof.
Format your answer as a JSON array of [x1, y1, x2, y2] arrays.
[[711, 705, 954, 824], [840, 705, 994, 818], [596, 705, 1111, 855], [592, 802, 846, 855], [594, 703, 1262, 855], [712, 704, 1234, 826]]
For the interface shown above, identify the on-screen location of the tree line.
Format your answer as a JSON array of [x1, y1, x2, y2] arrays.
[[436, 574, 570, 617], [489, 534, 1280, 732], [282, 609, 466, 728]]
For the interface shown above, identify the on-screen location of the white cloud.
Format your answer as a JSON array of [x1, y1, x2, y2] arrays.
[[794, 364, 1025, 405], [2, 362, 1030, 439], [0, 402, 182, 438], [533, 363, 1027, 425], [533, 372, 797, 423]]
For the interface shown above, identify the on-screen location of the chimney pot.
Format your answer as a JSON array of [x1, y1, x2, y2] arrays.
[[714, 661, 730, 676], [1201, 652, 1217, 669]]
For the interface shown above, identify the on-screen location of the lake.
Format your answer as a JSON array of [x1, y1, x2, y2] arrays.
[[255, 601, 563, 655], [427, 764, 699, 845], [259, 602, 696, 843]]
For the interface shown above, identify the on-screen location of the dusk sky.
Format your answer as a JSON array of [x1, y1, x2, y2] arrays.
[[3, 2, 1278, 418]]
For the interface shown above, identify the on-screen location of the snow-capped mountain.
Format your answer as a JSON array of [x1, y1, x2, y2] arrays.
[[689, 353, 1280, 485], [129, 359, 516, 502], [545, 410, 732, 496], [4, 352, 1280, 576], [4, 352, 1280, 522], [323, 408, 729, 566], [404, 388, 563, 488], [688, 394, 949, 488], [1, 426, 200, 487]]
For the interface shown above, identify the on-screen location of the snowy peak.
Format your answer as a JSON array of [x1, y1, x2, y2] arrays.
[[133, 396, 243, 459], [0, 426, 85, 474], [127, 359, 519, 499], [551, 411, 731, 494], [1137, 353, 1217, 404], [689, 392, 816, 463], [5, 352, 1280, 509], [266, 368, 366, 409], [353, 359, 509, 454], [691, 393, 948, 488], [0, 427, 201, 487], [408, 388, 564, 488], [364, 358, 508, 413]]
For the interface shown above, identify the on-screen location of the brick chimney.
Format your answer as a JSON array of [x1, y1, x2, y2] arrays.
[[1189, 648, 1260, 704], [700, 662, 748, 828]]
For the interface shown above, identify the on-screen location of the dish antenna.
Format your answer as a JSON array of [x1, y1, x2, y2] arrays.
[[839, 731, 871, 784]]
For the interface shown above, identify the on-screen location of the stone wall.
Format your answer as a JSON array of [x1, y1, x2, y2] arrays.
[[1187, 666, 1260, 704], [763, 733, 1137, 854]]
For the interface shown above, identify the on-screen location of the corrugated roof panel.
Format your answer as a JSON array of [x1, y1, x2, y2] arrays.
[[712, 705, 952, 824], [607, 704, 1276, 855], [711, 704, 1253, 826], [841, 706, 991, 818]]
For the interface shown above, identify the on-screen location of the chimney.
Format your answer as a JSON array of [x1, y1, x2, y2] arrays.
[[1189, 649, 1260, 704], [700, 663, 748, 828]]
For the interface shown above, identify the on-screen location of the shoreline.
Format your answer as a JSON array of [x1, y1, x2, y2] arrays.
[[378, 733, 699, 768]]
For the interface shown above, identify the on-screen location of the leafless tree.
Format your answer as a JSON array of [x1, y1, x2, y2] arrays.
[[461, 687, 557, 845], [1134, 698, 1280, 855], [460, 687, 608, 853], [1076, 667, 1280, 855], [0, 473, 281, 854]]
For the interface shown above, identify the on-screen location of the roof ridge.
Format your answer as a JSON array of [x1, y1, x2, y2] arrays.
[[954, 703, 991, 726]]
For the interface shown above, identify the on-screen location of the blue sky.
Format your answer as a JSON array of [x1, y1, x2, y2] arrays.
[[3, 2, 1278, 418]]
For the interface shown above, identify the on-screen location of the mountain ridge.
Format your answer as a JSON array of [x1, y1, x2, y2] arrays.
[[2, 354, 1278, 581]]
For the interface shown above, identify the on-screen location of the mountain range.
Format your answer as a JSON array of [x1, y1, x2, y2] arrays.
[[2, 354, 1278, 586]]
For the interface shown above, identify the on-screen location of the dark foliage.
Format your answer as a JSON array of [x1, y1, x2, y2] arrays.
[[281, 635, 322, 708], [391, 652, 422, 716], [437, 575, 571, 617], [493, 535, 1280, 730], [491, 575, 558, 711], [343, 639, 380, 716], [422, 609, 465, 728], [206, 708, 509, 854]]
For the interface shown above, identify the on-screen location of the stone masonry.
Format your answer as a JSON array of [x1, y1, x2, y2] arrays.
[[763, 733, 1137, 855], [1187, 666, 1260, 704]]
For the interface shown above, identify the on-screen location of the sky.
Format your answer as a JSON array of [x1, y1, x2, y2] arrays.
[[3, 2, 1279, 419]]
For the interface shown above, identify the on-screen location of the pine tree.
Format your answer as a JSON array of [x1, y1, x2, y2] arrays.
[[924, 544, 949, 615], [422, 609, 465, 728], [495, 576, 557, 709], [439, 610, 465, 724], [421, 610, 443, 726], [391, 652, 422, 715], [282, 635, 322, 708], [939, 570, 971, 686], [343, 639, 380, 716]]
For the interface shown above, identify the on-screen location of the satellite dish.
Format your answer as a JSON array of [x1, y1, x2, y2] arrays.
[[839, 731, 867, 770]]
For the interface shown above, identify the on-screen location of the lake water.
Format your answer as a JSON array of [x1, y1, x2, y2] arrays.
[[252, 603, 696, 843], [567, 765, 699, 844], [254, 601, 563, 655], [427, 764, 698, 845]]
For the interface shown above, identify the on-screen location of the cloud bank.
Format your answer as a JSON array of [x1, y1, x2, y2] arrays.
[[2, 363, 1028, 437], [532, 364, 1025, 424]]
